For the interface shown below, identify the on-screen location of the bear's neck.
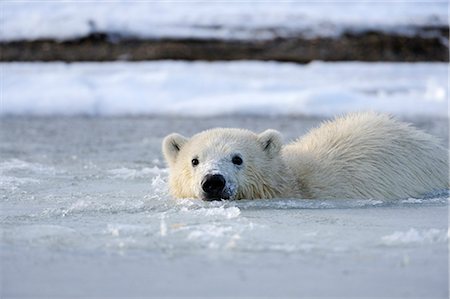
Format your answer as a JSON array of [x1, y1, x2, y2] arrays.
[[280, 151, 315, 199], [263, 157, 301, 199]]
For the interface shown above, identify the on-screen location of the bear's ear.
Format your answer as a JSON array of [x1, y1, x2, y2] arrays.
[[162, 133, 189, 165], [257, 129, 283, 158]]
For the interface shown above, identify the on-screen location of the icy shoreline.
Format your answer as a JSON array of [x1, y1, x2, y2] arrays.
[[2, 61, 448, 117]]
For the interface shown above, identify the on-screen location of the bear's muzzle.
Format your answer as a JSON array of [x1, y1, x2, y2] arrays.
[[201, 174, 229, 201]]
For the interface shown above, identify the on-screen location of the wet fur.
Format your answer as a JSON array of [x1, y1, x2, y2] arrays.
[[163, 112, 449, 200]]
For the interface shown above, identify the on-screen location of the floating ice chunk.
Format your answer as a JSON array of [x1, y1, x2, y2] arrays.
[[105, 223, 150, 238], [225, 233, 241, 249], [0, 159, 55, 174], [401, 198, 425, 204], [0, 159, 58, 192], [187, 225, 233, 241], [202, 206, 241, 219], [145, 174, 170, 201], [181, 206, 241, 219], [0, 159, 60, 191], [107, 224, 121, 237], [401, 191, 449, 204], [57, 199, 92, 217], [108, 166, 168, 180], [381, 228, 447, 246], [0, 176, 40, 191]]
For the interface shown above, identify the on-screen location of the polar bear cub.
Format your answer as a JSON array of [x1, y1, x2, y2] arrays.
[[162, 112, 448, 201]]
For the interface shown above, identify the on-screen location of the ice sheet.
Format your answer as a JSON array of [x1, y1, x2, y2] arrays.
[[2, 61, 448, 117], [1, 116, 448, 297], [1, 2, 447, 41]]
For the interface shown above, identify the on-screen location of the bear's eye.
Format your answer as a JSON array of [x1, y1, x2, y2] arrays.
[[232, 155, 243, 166], [191, 158, 199, 167]]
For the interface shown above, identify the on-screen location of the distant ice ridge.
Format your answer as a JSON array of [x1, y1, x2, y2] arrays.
[[0, 2, 446, 41], [2, 61, 447, 117]]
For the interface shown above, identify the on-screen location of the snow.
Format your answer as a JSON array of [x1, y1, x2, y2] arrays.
[[1, 2, 447, 41], [2, 61, 448, 117]]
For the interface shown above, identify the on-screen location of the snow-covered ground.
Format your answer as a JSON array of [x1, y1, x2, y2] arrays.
[[2, 61, 448, 117], [1, 2, 447, 41], [1, 116, 448, 297]]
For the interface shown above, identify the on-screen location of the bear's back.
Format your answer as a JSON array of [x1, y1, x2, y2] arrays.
[[282, 112, 448, 199]]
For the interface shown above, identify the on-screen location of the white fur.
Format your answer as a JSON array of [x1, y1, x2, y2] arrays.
[[162, 112, 449, 200]]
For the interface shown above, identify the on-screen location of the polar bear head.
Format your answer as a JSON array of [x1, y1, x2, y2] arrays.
[[162, 128, 288, 201]]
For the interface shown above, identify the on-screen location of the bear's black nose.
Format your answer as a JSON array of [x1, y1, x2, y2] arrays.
[[201, 174, 226, 199]]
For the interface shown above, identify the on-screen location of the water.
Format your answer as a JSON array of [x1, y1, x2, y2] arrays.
[[1, 116, 448, 298]]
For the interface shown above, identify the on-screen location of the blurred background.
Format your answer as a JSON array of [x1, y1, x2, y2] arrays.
[[1, 1, 449, 298], [1, 1, 448, 117]]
